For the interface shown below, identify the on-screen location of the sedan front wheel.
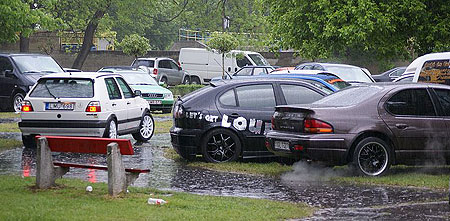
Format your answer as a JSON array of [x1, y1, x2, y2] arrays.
[[352, 137, 392, 176]]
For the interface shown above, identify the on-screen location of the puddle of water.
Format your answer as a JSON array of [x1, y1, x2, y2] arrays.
[[0, 132, 447, 219]]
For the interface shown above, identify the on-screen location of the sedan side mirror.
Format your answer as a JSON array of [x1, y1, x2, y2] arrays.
[[4, 70, 15, 78], [134, 90, 142, 97]]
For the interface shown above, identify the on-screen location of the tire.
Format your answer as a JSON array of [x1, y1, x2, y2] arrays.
[[22, 135, 36, 149], [190, 77, 201, 85], [160, 77, 168, 85], [103, 118, 118, 139], [12, 93, 25, 112], [132, 112, 154, 141], [183, 76, 190, 84], [351, 137, 392, 176], [201, 128, 241, 163]]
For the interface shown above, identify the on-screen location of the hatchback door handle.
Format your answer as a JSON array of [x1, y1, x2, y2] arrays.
[[112, 103, 116, 106], [395, 123, 408, 129], [127, 102, 131, 105], [230, 113, 240, 117]]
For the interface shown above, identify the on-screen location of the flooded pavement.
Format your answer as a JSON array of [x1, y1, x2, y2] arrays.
[[0, 116, 449, 219]]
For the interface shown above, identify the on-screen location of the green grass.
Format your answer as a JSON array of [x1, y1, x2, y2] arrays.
[[333, 165, 450, 190], [165, 148, 292, 177], [0, 122, 20, 132], [0, 138, 23, 151], [0, 175, 314, 220], [155, 120, 172, 134], [0, 112, 19, 119]]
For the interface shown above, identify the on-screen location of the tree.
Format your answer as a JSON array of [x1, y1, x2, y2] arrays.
[[263, 0, 449, 61], [206, 32, 239, 79], [118, 34, 151, 58]]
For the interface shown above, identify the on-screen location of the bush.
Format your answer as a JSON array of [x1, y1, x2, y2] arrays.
[[169, 84, 204, 97]]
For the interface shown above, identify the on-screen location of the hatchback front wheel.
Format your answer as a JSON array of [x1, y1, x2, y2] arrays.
[[132, 112, 154, 141]]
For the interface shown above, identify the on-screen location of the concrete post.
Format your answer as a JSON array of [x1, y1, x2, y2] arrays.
[[107, 142, 127, 196], [36, 137, 69, 189]]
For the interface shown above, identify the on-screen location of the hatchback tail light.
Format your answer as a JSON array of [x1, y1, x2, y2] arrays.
[[153, 68, 158, 77], [173, 103, 184, 119], [86, 101, 101, 112], [21, 100, 33, 112], [304, 118, 333, 133]]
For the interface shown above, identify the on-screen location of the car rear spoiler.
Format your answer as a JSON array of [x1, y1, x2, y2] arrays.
[[275, 105, 315, 114]]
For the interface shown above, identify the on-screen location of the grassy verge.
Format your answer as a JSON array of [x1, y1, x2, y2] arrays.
[[333, 165, 450, 190], [0, 175, 314, 220], [165, 148, 292, 177], [169, 84, 204, 97], [0, 122, 20, 132], [155, 120, 172, 134], [0, 138, 23, 152], [0, 112, 19, 119]]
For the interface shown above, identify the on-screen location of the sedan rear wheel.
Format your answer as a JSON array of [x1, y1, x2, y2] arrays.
[[132, 113, 154, 141], [201, 128, 241, 163], [352, 137, 391, 176]]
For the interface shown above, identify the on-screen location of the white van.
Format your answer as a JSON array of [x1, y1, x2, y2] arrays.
[[179, 48, 270, 84], [404, 52, 450, 85]]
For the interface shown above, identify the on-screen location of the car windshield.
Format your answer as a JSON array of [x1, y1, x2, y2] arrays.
[[119, 71, 158, 85], [313, 85, 383, 106], [324, 65, 373, 83], [12, 55, 63, 74], [132, 60, 154, 68], [248, 54, 270, 66], [30, 78, 93, 98]]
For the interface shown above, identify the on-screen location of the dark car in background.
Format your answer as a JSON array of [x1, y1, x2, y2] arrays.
[[295, 62, 375, 83], [0, 53, 64, 112], [372, 66, 406, 82], [266, 83, 450, 176], [170, 78, 331, 163]]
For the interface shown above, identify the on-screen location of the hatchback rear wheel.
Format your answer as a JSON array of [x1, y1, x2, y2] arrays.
[[352, 137, 392, 176], [132, 112, 154, 141], [201, 128, 241, 163], [103, 118, 117, 139]]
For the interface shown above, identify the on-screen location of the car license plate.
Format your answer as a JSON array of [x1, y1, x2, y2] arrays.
[[148, 100, 162, 105], [274, 141, 290, 151], [45, 102, 75, 110]]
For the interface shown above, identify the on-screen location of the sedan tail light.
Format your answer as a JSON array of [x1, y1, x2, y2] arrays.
[[86, 101, 101, 112], [21, 100, 33, 112], [304, 118, 333, 133]]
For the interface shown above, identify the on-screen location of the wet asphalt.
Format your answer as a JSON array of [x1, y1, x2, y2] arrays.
[[0, 116, 449, 220]]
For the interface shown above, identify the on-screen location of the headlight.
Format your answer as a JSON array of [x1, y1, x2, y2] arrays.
[[164, 93, 173, 99]]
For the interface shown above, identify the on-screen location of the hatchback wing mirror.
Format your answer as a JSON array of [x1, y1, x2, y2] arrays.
[[134, 90, 142, 97]]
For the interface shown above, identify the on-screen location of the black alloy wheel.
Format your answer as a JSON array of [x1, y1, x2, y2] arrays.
[[352, 137, 392, 176], [201, 128, 241, 163]]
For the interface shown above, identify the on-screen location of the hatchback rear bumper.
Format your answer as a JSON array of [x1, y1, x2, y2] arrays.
[[19, 120, 106, 137]]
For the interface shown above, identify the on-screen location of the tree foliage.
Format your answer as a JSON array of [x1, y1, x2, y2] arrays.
[[118, 34, 151, 58], [263, 0, 450, 60], [207, 32, 239, 78]]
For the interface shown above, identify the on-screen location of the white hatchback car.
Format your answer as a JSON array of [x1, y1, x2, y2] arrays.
[[19, 72, 155, 148]]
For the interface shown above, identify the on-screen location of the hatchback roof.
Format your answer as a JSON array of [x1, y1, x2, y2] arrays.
[[41, 72, 122, 79]]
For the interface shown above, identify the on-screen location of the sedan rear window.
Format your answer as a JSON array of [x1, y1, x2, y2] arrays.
[[314, 85, 382, 106], [30, 78, 94, 98]]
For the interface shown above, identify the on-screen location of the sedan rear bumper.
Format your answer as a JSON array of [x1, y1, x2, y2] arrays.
[[265, 130, 352, 165]]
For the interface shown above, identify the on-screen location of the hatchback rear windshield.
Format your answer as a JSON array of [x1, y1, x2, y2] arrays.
[[313, 85, 383, 106], [30, 78, 94, 98], [133, 60, 155, 68]]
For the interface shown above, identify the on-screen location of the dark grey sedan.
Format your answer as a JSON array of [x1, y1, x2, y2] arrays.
[[266, 83, 450, 176]]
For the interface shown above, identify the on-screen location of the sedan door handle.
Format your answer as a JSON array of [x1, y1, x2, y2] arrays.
[[395, 123, 408, 129]]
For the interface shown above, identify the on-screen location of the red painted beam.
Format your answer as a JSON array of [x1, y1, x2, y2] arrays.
[[36, 136, 134, 155]]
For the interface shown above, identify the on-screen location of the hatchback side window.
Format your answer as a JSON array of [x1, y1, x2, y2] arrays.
[[105, 78, 122, 100], [218, 89, 236, 106], [0, 57, 13, 76], [235, 68, 252, 76], [386, 89, 435, 116], [302, 65, 313, 70], [280, 84, 323, 105], [236, 84, 275, 108], [435, 89, 450, 116], [158, 60, 170, 69], [116, 77, 134, 98]]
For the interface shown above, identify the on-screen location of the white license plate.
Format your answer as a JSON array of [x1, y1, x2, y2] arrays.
[[45, 102, 75, 110], [148, 100, 162, 105], [274, 141, 290, 151]]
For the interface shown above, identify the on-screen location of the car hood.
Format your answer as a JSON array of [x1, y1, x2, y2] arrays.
[[130, 84, 172, 94], [24, 73, 47, 82]]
